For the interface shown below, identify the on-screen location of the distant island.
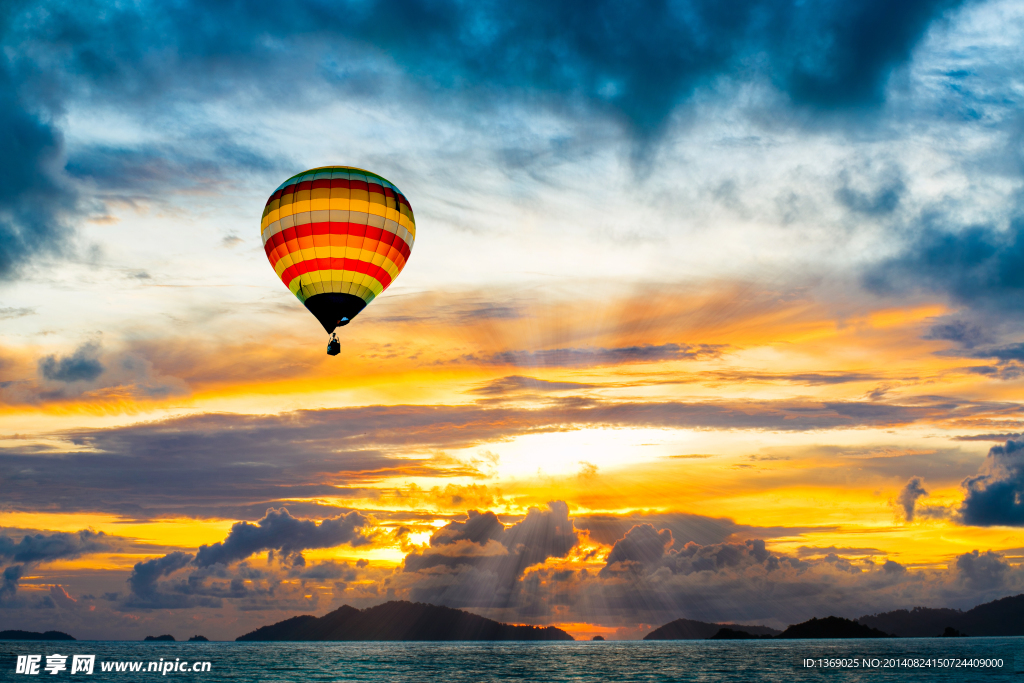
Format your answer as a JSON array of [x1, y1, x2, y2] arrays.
[[592, 635, 605, 641], [857, 594, 1024, 637], [646, 616, 889, 640], [144, 634, 176, 641], [644, 593, 1024, 640], [237, 601, 573, 641], [187, 635, 209, 642], [644, 618, 780, 640], [0, 630, 75, 641], [777, 617, 890, 639]]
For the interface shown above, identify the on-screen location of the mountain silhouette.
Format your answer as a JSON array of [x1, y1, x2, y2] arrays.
[[644, 618, 779, 640], [236, 601, 573, 641], [857, 593, 1024, 637], [0, 630, 75, 640], [778, 616, 890, 639]]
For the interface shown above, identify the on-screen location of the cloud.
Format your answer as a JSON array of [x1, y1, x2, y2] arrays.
[[6, 342, 188, 405], [955, 549, 1008, 590], [476, 343, 725, 368], [1, 565, 24, 602], [923, 320, 991, 349], [470, 375, 598, 396], [976, 344, 1024, 362], [65, 139, 279, 199], [835, 167, 906, 216], [882, 559, 907, 575], [945, 343, 1024, 381], [866, 216, 1024, 312], [897, 477, 929, 521], [0, 59, 76, 280], [0, 307, 34, 320], [48, 585, 78, 609], [2, 396, 1022, 518], [575, 513, 742, 548], [38, 342, 105, 383], [398, 502, 577, 610], [125, 551, 197, 608], [0, 0, 981, 283], [290, 560, 358, 582], [385, 502, 1024, 627], [123, 508, 374, 608], [430, 510, 507, 547], [0, 529, 117, 603], [0, 529, 115, 563], [601, 525, 774, 578], [954, 433, 1024, 442], [959, 439, 1024, 526], [602, 523, 674, 570], [193, 508, 372, 567], [9, 0, 963, 131]]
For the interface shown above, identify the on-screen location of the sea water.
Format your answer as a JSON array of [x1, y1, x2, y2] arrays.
[[1, 638, 1020, 682]]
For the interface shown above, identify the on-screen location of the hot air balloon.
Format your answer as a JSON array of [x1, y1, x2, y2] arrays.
[[260, 166, 415, 355]]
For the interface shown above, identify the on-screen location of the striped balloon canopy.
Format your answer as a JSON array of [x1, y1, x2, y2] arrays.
[[260, 166, 415, 335]]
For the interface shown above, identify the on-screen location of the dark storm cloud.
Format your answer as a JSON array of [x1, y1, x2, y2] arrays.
[[0, 529, 115, 563], [2, 395, 1022, 517], [959, 440, 1024, 526], [8, 0, 962, 130], [866, 216, 1024, 312], [37, 342, 104, 383], [0, 62, 75, 279], [193, 508, 371, 567], [0, 529, 117, 602], [0, 0, 967, 273]]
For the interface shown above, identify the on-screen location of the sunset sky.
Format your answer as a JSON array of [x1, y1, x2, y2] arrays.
[[2, 0, 1024, 641]]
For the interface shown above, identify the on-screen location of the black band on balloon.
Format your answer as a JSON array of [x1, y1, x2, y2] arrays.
[[303, 293, 368, 333]]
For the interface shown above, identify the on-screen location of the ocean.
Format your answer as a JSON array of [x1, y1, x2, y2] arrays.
[[1, 638, 1019, 682]]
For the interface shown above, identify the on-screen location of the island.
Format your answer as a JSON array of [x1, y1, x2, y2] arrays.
[[144, 634, 176, 641], [237, 600, 574, 641], [777, 616, 890, 639], [592, 635, 606, 641], [0, 630, 75, 641], [857, 594, 1024, 637], [187, 635, 209, 642], [644, 618, 780, 640]]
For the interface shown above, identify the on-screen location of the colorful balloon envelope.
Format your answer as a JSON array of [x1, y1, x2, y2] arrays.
[[260, 166, 415, 342]]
